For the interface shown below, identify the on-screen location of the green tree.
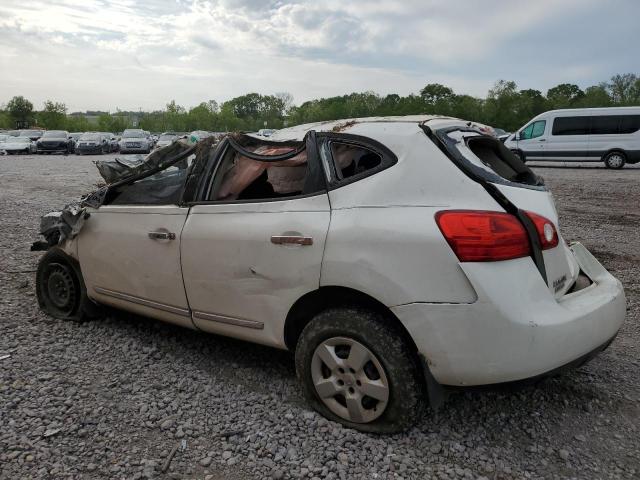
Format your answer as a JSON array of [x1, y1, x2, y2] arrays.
[[420, 83, 454, 105], [484, 80, 520, 130], [7, 95, 34, 127], [577, 85, 613, 107], [66, 114, 91, 132], [38, 100, 67, 129], [546, 83, 584, 109], [607, 73, 638, 104]]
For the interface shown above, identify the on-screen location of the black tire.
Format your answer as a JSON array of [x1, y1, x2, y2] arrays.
[[295, 308, 423, 433], [36, 248, 102, 322], [603, 151, 626, 169]]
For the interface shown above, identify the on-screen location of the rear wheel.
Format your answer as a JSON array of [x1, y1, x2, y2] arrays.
[[604, 151, 626, 169], [36, 249, 102, 321], [295, 308, 423, 433]]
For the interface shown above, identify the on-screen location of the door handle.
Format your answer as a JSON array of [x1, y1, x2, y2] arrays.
[[538, 138, 546, 142], [148, 231, 176, 240], [271, 235, 313, 246]]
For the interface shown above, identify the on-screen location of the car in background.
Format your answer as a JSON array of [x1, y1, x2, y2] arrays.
[[100, 132, 119, 152], [0, 134, 10, 145], [257, 128, 277, 137], [7, 130, 20, 137], [69, 132, 84, 152], [37, 130, 72, 154], [155, 133, 178, 149], [188, 130, 213, 144], [493, 128, 511, 143], [119, 129, 152, 154], [2, 135, 37, 154], [20, 129, 44, 141], [76, 133, 111, 155]]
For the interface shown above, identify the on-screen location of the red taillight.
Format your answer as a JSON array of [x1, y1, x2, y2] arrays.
[[524, 211, 559, 250], [435, 210, 531, 262]]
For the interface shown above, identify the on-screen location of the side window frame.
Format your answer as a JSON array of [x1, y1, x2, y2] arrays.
[[316, 133, 398, 190], [519, 122, 535, 140], [530, 120, 546, 139], [191, 131, 327, 205], [551, 116, 591, 136]]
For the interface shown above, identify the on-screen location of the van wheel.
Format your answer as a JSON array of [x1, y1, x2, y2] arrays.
[[295, 308, 423, 433], [604, 151, 626, 169], [36, 249, 102, 321]]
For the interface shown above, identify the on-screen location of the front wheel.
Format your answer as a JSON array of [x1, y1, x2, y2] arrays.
[[295, 308, 423, 433], [36, 249, 102, 321], [604, 151, 626, 169]]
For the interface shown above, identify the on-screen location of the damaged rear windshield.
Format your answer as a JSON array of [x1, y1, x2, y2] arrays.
[[428, 126, 544, 189]]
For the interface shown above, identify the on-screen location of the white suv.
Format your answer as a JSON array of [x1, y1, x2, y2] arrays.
[[33, 116, 626, 432]]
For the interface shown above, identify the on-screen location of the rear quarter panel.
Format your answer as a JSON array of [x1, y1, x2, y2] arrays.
[[321, 124, 501, 306]]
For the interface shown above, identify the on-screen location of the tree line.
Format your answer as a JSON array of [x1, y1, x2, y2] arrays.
[[1, 73, 638, 133]]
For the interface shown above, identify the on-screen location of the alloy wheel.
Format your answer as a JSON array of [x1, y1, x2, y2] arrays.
[[606, 153, 624, 169], [311, 337, 389, 423]]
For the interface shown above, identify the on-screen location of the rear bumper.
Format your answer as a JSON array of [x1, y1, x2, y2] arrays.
[[392, 242, 626, 386]]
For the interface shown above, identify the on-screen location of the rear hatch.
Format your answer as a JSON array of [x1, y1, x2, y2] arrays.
[[424, 121, 579, 298]]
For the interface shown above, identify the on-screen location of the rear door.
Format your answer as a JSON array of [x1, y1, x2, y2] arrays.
[[180, 134, 330, 348]]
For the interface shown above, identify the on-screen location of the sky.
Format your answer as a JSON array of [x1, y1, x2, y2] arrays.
[[0, 0, 638, 112]]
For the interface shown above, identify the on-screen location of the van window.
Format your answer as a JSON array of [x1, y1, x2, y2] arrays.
[[619, 115, 640, 134], [591, 116, 620, 135], [520, 120, 546, 140], [552, 117, 590, 136]]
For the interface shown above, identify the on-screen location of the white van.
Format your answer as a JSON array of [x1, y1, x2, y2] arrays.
[[504, 107, 640, 168]]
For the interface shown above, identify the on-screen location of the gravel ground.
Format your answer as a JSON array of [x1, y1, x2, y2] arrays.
[[1, 154, 639, 480]]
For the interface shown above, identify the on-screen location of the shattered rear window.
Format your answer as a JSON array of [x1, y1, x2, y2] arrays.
[[433, 128, 544, 189]]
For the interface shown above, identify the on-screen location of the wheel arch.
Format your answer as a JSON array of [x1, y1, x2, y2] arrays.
[[283, 285, 420, 355], [601, 148, 627, 160]]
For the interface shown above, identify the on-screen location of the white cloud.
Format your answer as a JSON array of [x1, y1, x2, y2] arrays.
[[0, 0, 635, 111]]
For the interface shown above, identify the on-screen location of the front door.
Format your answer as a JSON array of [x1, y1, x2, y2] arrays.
[[180, 135, 330, 348], [78, 165, 193, 328], [517, 119, 547, 160]]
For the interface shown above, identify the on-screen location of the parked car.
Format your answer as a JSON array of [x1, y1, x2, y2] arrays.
[[493, 128, 511, 142], [69, 132, 84, 152], [257, 128, 277, 137], [119, 129, 151, 154], [33, 116, 626, 433], [188, 130, 212, 143], [75, 133, 112, 155], [99, 132, 119, 152], [19, 129, 44, 141], [504, 107, 640, 168], [2, 135, 37, 154], [155, 133, 178, 149], [37, 130, 72, 154]]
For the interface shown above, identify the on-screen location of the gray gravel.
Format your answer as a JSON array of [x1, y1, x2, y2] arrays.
[[1, 154, 639, 479]]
